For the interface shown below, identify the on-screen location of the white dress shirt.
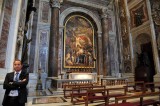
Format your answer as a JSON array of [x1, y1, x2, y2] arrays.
[[9, 70, 22, 97]]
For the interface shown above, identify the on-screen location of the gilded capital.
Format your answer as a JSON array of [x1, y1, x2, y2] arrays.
[[50, 0, 60, 8], [101, 8, 108, 19]]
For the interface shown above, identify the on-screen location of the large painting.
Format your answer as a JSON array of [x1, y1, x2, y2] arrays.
[[64, 15, 95, 68], [130, 1, 148, 28]]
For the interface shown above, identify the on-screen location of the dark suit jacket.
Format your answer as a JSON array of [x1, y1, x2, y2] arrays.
[[2, 70, 29, 105]]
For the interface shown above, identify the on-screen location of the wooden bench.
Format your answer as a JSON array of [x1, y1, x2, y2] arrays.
[[144, 82, 160, 104], [115, 91, 160, 106], [63, 83, 93, 98], [144, 82, 160, 92], [109, 102, 136, 106], [124, 81, 144, 92], [106, 87, 127, 104], [83, 87, 127, 106], [71, 85, 105, 104], [83, 88, 108, 106]]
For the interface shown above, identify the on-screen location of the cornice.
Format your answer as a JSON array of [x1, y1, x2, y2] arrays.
[[64, 0, 109, 11]]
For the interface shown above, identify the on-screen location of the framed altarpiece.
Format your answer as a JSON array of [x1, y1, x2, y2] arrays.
[[63, 15, 96, 68], [130, 0, 149, 28]]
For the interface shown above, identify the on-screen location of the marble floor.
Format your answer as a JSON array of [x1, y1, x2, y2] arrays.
[[26, 89, 107, 106], [26, 88, 160, 106]]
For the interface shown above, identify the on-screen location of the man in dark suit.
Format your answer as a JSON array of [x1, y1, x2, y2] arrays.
[[2, 59, 29, 106]]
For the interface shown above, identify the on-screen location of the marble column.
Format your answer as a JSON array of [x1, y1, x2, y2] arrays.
[[48, 0, 60, 77], [5, 0, 22, 72], [101, 9, 110, 77]]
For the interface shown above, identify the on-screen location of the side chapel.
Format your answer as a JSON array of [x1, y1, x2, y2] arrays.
[[0, 0, 160, 105]]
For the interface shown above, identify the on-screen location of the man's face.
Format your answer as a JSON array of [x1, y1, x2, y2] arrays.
[[13, 61, 22, 72]]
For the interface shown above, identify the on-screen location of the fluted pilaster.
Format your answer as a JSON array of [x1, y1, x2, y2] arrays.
[[97, 32, 103, 75]]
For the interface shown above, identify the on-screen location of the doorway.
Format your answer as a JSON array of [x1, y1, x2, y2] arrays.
[[135, 42, 155, 82]]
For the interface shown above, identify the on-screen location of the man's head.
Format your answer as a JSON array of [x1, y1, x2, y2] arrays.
[[13, 59, 22, 72]]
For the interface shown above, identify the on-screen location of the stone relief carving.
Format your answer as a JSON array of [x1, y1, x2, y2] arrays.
[[40, 1, 50, 23], [15, 26, 24, 59], [21, 28, 32, 64], [101, 8, 109, 18], [124, 64, 131, 73], [123, 46, 131, 61], [119, 3, 128, 40], [119, 0, 132, 73], [121, 22, 128, 40], [15, 0, 26, 59], [151, 0, 160, 26], [120, 8, 125, 18], [151, 0, 160, 56]]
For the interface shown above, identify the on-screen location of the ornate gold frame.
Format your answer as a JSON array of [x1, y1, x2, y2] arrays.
[[130, 1, 148, 28]]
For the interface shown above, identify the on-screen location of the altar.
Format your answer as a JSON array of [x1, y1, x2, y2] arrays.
[[69, 73, 97, 82], [47, 73, 97, 89]]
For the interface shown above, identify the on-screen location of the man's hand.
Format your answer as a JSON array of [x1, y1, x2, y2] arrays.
[[19, 79, 26, 82], [9, 82, 13, 84], [22, 79, 26, 81]]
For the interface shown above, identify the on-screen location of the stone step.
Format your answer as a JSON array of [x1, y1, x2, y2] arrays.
[[48, 88, 63, 95]]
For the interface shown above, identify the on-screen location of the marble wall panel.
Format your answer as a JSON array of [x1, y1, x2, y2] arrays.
[[109, 39, 116, 73], [58, 28, 63, 74], [40, 1, 50, 23], [60, 3, 72, 13], [0, 0, 13, 68], [108, 18, 112, 32], [38, 30, 49, 72]]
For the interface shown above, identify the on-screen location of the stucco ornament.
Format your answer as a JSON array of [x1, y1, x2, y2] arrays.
[[50, 0, 60, 8], [152, 0, 160, 25]]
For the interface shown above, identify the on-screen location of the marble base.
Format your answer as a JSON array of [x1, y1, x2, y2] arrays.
[[123, 73, 134, 82], [154, 73, 160, 82], [49, 78, 93, 89]]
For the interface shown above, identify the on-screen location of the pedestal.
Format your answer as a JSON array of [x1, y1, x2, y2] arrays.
[[154, 73, 160, 82]]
